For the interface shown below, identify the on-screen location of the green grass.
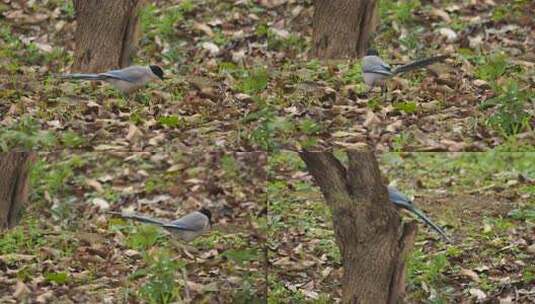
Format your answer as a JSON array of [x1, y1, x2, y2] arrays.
[[383, 152, 535, 192], [268, 278, 306, 304], [137, 249, 185, 304], [30, 154, 86, 198], [0, 22, 70, 72], [45, 271, 70, 285], [222, 248, 260, 265], [0, 116, 58, 151], [221, 154, 240, 179], [475, 52, 508, 82], [268, 30, 307, 54], [407, 249, 451, 301], [157, 115, 183, 128], [393, 101, 418, 114], [141, 4, 184, 39], [236, 67, 270, 94], [0, 218, 46, 255], [380, 0, 422, 25], [482, 79, 533, 136]]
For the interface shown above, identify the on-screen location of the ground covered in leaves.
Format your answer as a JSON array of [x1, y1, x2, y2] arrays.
[[268, 152, 535, 303], [0, 151, 267, 303], [1, 0, 535, 303], [0, 0, 534, 152]]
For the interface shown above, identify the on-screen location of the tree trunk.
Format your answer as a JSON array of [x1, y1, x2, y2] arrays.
[[0, 152, 35, 230], [312, 0, 378, 59], [300, 149, 417, 304], [72, 0, 145, 73]]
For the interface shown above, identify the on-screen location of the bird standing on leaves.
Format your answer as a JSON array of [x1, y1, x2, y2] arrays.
[[362, 49, 448, 95], [388, 186, 451, 242], [57, 65, 164, 94], [109, 208, 212, 242]]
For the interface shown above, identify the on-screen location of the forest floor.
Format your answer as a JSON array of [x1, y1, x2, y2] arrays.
[[0, 0, 534, 152], [269, 152, 535, 303], [1, 151, 268, 303], [0, 0, 534, 303], [3, 152, 532, 303]]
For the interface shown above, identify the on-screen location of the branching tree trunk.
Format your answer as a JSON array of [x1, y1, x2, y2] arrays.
[[300, 149, 417, 304], [72, 0, 145, 73], [312, 0, 378, 59], [0, 152, 35, 230]]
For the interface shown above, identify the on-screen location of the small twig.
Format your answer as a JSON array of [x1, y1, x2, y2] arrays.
[[181, 267, 190, 302]]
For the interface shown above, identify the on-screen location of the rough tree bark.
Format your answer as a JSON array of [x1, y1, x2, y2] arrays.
[[300, 149, 417, 304], [0, 152, 35, 230], [72, 0, 145, 73], [312, 0, 378, 59]]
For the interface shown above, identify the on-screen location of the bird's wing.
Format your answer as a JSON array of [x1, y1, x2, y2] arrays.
[[388, 186, 412, 207], [362, 56, 393, 76], [99, 66, 147, 83], [163, 211, 209, 232], [393, 55, 448, 75]]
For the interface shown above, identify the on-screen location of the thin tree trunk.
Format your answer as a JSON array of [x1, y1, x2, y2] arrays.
[[72, 0, 145, 73], [300, 149, 417, 304], [312, 0, 378, 59], [0, 152, 35, 230]]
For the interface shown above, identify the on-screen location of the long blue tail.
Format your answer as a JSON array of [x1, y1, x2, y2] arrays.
[[108, 212, 166, 226], [57, 73, 108, 80], [393, 55, 448, 75], [403, 204, 451, 242]]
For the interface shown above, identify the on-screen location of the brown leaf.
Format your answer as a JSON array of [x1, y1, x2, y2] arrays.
[[459, 268, 480, 282], [85, 178, 103, 192], [430, 8, 451, 23], [193, 22, 214, 37], [13, 280, 30, 300]]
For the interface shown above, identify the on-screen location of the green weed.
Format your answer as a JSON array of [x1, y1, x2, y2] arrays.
[[30, 155, 85, 199], [0, 218, 45, 254], [236, 67, 270, 94], [380, 0, 421, 24], [342, 62, 363, 84], [126, 224, 165, 251], [157, 115, 183, 128], [394, 101, 418, 114], [141, 4, 184, 39], [45, 272, 70, 285], [482, 79, 532, 136], [241, 100, 279, 150], [408, 249, 449, 287], [222, 248, 259, 265], [508, 205, 535, 222], [391, 132, 411, 152], [475, 52, 508, 82], [221, 154, 240, 179], [522, 267, 535, 284], [137, 249, 185, 304], [60, 131, 85, 148], [268, 277, 306, 304], [0, 116, 57, 151], [268, 31, 307, 54]]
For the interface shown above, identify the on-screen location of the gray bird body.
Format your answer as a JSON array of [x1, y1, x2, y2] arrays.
[[58, 65, 162, 94], [162, 211, 212, 242], [361, 51, 447, 90], [388, 186, 451, 242], [362, 55, 393, 88], [112, 209, 212, 242]]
